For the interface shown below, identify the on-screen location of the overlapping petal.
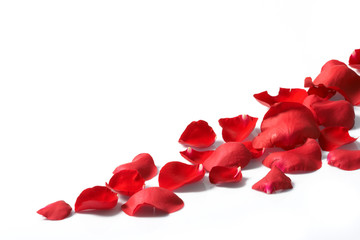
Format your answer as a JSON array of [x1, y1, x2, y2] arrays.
[[253, 88, 308, 107], [178, 120, 216, 148], [307, 82, 336, 99], [37, 200, 72, 220], [209, 166, 242, 184], [243, 141, 264, 159], [180, 147, 214, 164], [252, 166, 292, 194], [75, 186, 118, 212], [349, 49, 360, 69], [106, 169, 145, 196], [327, 149, 360, 171], [318, 127, 357, 151], [218, 114, 258, 142]]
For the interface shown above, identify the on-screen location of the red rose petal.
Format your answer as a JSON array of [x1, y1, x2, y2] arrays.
[[327, 149, 360, 171], [209, 166, 242, 184], [158, 161, 205, 190], [37, 200, 72, 220], [318, 127, 357, 151], [218, 114, 258, 142], [252, 166, 293, 194], [121, 187, 184, 216], [349, 49, 360, 69], [252, 102, 320, 150], [307, 83, 336, 99], [106, 169, 145, 196], [179, 147, 214, 164], [75, 186, 118, 212], [113, 153, 157, 181], [178, 120, 216, 148], [262, 138, 322, 173], [253, 88, 308, 107], [243, 141, 264, 159], [203, 142, 252, 171]]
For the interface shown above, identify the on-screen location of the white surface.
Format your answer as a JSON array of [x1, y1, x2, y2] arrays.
[[1, 1, 360, 239]]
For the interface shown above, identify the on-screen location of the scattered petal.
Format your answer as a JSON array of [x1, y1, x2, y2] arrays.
[[209, 166, 242, 184], [307, 83, 336, 99], [243, 141, 264, 159], [252, 166, 293, 194], [178, 120, 216, 148], [318, 127, 357, 151], [106, 169, 145, 196], [349, 49, 360, 69], [327, 149, 360, 171], [37, 200, 72, 220], [218, 114, 258, 142], [253, 88, 308, 107], [75, 186, 118, 212], [180, 147, 214, 164]]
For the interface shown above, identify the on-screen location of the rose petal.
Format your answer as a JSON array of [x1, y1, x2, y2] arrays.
[[178, 120, 216, 148], [106, 169, 145, 196], [113, 153, 157, 181], [209, 166, 242, 184], [203, 142, 252, 172], [307, 83, 336, 99], [349, 49, 360, 69], [75, 186, 118, 212], [218, 114, 258, 142], [243, 141, 264, 159], [253, 88, 308, 107], [158, 162, 205, 190], [252, 102, 320, 150], [262, 138, 322, 173], [318, 127, 357, 151], [37, 200, 72, 220], [179, 147, 214, 164], [327, 149, 360, 171], [121, 187, 184, 216], [252, 166, 292, 194]]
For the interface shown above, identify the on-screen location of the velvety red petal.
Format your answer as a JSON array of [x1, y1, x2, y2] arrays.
[[178, 120, 216, 148], [318, 127, 357, 151], [37, 200, 72, 220], [307, 83, 336, 99], [252, 166, 292, 194], [75, 186, 118, 212], [121, 187, 184, 216], [243, 141, 264, 159], [203, 142, 252, 171], [113, 153, 157, 181], [158, 161, 205, 190], [262, 138, 322, 173], [327, 149, 360, 171], [218, 114, 258, 142], [106, 169, 145, 196], [253, 88, 308, 107], [179, 147, 214, 164], [209, 166, 242, 184], [252, 102, 320, 150], [349, 49, 360, 69]]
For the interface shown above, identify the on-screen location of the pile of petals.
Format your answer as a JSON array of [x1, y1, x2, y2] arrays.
[[37, 49, 360, 221]]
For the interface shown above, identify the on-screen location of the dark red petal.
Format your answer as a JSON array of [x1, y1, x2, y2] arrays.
[[252, 166, 293, 194], [243, 141, 264, 159], [262, 138, 322, 173], [75, 186, 118, 212], [327, 149, 360, 171], [106, 169, 145, 196], [318, 127, 357, 151], [113, 153, 157, 181], [158, 162, 205, 190], [121, 187, 184, 216], [179, 147, 214, 164], [307, 83, 336, 99], [37, 200, 72, 220], [203, 142, 252, 171], [253, 88, 308, 107], [178, 120, 216, 148], [252, 102, 320, 150], [218, 114, 258, 142], [349, 49, 360, 69], [209, 166, 242, 184]]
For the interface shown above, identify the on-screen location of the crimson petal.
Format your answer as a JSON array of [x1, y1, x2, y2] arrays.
[[37, 200, 72, 220], [307, 83, 336, 99], [253, 88, 308, 107], [349, 49, 360, 69], [106, 169, 145, 196], [327, 149, 360, 171], [209, 166, 242, 184], [180, 147, 214, 164], [243, 141, 264, 159], [121, 187, 184, 216], [75, 186, 118, 212], [178, 120, 216, 148], [218, 114, 258, 142], [252, 166, 292, 194], [318, 127, 357, 151]]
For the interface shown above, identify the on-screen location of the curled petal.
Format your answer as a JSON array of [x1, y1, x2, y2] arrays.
[[178, 120, 216, 148], [75, 186, 118, 212], [209, 166, 242, 184], [262, 138, 322, 173], [106, 169, 145, 196], [179, 147, 214, 164], [113, 153, 157, 181], [307, 83, 336, 99], [158, 162, 205, 190], [37, 200, 72, 220], [121, 187, 184, 216], [327, 149, 360, 171], [243, 141, 264, 159], [349, 49, 360, 69], [218, 114, 258, 142], [253, 88, 308, 107], [318, 127, 357, 151], [252, 166, 292, 194], [203, 142, 252, 171]]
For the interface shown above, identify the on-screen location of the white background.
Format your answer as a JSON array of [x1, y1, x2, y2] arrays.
[[1, 1, 360, 239]]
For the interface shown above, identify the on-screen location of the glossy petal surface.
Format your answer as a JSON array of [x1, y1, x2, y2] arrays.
[[219, 114, 257, 142], [37, 200, 72, 220], [327, 149, 360, 171], [252, 166, 292, 194], [178, 120, 216, 148], [253, 88, 308, 107], [180, 147, 214, 164], [209, 166, 242, 184], [318, 127, 357, 151], [75, 186, 118, 212], [349, 49, 360, 69], [106, 169, 145, 196]]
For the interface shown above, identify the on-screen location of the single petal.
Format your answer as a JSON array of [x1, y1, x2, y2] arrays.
[[179, 147, 214, 164], [113, 153, 157, 181], [262, 138, 322, 173], [318, 127, 357, 151], [209, 166, 242, 184], [37, 200, 72, 220], [243, 141, 264, 159], [203, 142, 252, 171], [252, 102, 320, 150], [158, 162, 205, 190], [121, 187, 184, 216], [307, 83, 336, 99], [75, 186, 118, 212], [327, 149, 360, 171], [253, 88, 308, 107], [106, 169, 145, 196], [252, 166, 293, 194], [178, 120, 216, 148], [349, 49, 360, 69], [218, 114, 258, 142]]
